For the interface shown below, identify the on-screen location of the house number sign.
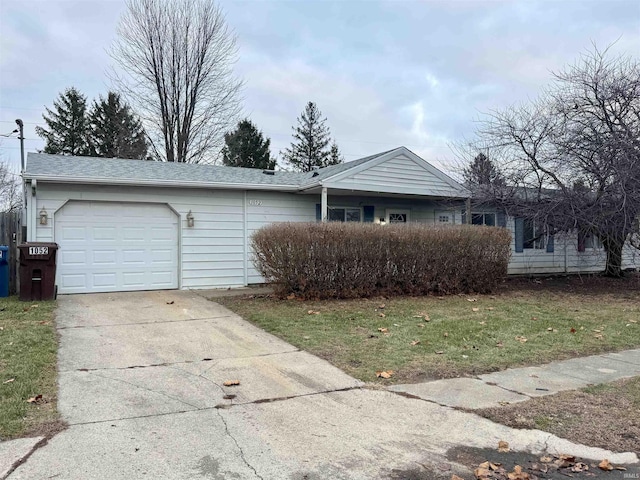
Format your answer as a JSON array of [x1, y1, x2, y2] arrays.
[[29, 246, 49, 255], [248, 200, 263, 206]]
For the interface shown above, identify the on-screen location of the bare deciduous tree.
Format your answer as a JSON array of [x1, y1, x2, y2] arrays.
[[111, 0, 243, 164], [468, 46, 640, 277], [0, 160, 21, 212]]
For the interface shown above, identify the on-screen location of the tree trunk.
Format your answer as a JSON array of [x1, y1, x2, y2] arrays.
[[604, 240, 624, 277]]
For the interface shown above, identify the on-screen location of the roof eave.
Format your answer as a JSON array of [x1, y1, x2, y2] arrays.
[[24, 174, 300, 191]]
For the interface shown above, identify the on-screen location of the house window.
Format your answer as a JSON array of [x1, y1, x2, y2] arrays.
[[386, 210, 410, 224], [523, 219, 546, 249], [584, 233, 603, 249], [438, 215, 450, 223], [328, 207, 361, 222], [473, 213, 495, 226]]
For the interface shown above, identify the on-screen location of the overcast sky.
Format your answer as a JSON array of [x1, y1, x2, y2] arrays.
[[1, 0, 638, 176]]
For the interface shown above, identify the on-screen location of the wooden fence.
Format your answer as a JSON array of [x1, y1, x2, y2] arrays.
[[0, 211, 21, 294]]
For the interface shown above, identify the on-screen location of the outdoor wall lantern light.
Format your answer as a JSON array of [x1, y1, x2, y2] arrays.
[[186, 210, 195, 228], [379, 217, 386, 225], [39, 206, 48, 225]]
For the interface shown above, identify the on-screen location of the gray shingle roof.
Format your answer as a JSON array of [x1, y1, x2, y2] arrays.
[[24, 150, 399, 189], [25, 153, 306, 186]]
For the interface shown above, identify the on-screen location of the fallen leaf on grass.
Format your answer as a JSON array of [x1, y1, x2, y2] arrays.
[[515, 336, 527, 343], [378, 304, 385, 309], [410, 340, 420, 346], [598, 459, 613, 471], [451, 475, 464, 480], [3, 378, 15, 384], [570, 327, 576, 333], [443, 332, 449, 338], [27, 394, 43, 404], [467, 298, 477, 302], [375, 370, 393, 379], [417, 323, 425, 328], [486, 307, 495, 311], [496, 341, 504, 347], [539, 455, 553, 463], [546, 327, 553, 331], [479, 321, 486, 325], [472, 307, 480, 312], [223, 380, 240, 387], [435, 350, 444, 354], [377, 327, 389, 333], [531, 316, 538, 321], [307, 310, 320, 315], [378, 313, 386, 318], [286, 293, 295, 300], [497, 440, 510, 452]]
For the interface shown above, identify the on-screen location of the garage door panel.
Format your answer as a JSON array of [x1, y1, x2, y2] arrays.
[[93, 226, 116, 240], [60, 273, 86, 289], [61, 226, 86, 240], [55, 201, 178, 294], [122, 250, 146, 264], [60, 250, 87, 265]]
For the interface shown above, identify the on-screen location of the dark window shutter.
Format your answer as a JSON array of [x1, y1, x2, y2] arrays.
[[363, 206, 375, 223], [546, 234, 554, 253], [497, 211, 507, 228], [316, 204, 321, 222], [514, 217, 524, 253], [577, 232, 585, 252]]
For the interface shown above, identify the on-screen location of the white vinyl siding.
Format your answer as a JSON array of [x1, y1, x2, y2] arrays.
[[505, 216, 640, 275], [34, 183, 246, 290], [328, 153, 464, 197]]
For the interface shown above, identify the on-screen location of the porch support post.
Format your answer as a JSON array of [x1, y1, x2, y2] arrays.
[[465, 198, 471, 225], [321, 187, 328, 223]]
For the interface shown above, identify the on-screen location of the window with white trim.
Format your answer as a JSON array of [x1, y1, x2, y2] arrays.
[[461, 211, 496, 226], [523, 219, 546, 249], [328, 207, 361, 222], [584, 233, 603, 249], [438, 215, 450, 223]]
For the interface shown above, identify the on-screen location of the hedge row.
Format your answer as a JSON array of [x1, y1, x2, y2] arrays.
[[251, 222, 512, 299]]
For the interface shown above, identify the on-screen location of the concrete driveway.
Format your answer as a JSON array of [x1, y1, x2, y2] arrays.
[[8, 290, 635, 479]]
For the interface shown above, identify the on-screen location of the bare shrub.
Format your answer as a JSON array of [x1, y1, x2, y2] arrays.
[[252, 223, 512, 299]]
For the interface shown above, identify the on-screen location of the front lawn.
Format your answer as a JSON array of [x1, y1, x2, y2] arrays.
[[0, 297, 62, 440], [477, 377, 640, 453], [217, 276, 640, 384]]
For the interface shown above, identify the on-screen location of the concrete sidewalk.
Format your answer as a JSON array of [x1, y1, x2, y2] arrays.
[[5, 291, 639, 479], [389, 349, 640, 410]]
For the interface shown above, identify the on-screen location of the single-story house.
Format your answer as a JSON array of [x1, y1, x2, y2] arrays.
[[23, 147, 639, 294]]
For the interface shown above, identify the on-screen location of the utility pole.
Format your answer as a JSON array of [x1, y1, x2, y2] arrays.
[[15, 119, 26, 246], [15, 119, 24, 174]]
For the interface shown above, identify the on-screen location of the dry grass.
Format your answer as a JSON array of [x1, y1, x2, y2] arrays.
[[476, 377, 640, 454], [0, 297, 63, 440], [218, 275, 640, 384]]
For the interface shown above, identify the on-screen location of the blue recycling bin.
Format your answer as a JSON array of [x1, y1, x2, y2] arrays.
[[0, 246, 9, 298]]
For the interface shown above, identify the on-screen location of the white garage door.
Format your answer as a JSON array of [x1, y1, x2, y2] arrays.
[[55, 201, 179, 294]]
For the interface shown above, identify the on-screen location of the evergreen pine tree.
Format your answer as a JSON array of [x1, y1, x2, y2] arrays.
[[282, 102, 341, 172], [463, 153, 505, 187], [328, 141, 343, 166], [36, 87, 91, 156], [222, 119, 275, 169], [89, 92, 148, 159]]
